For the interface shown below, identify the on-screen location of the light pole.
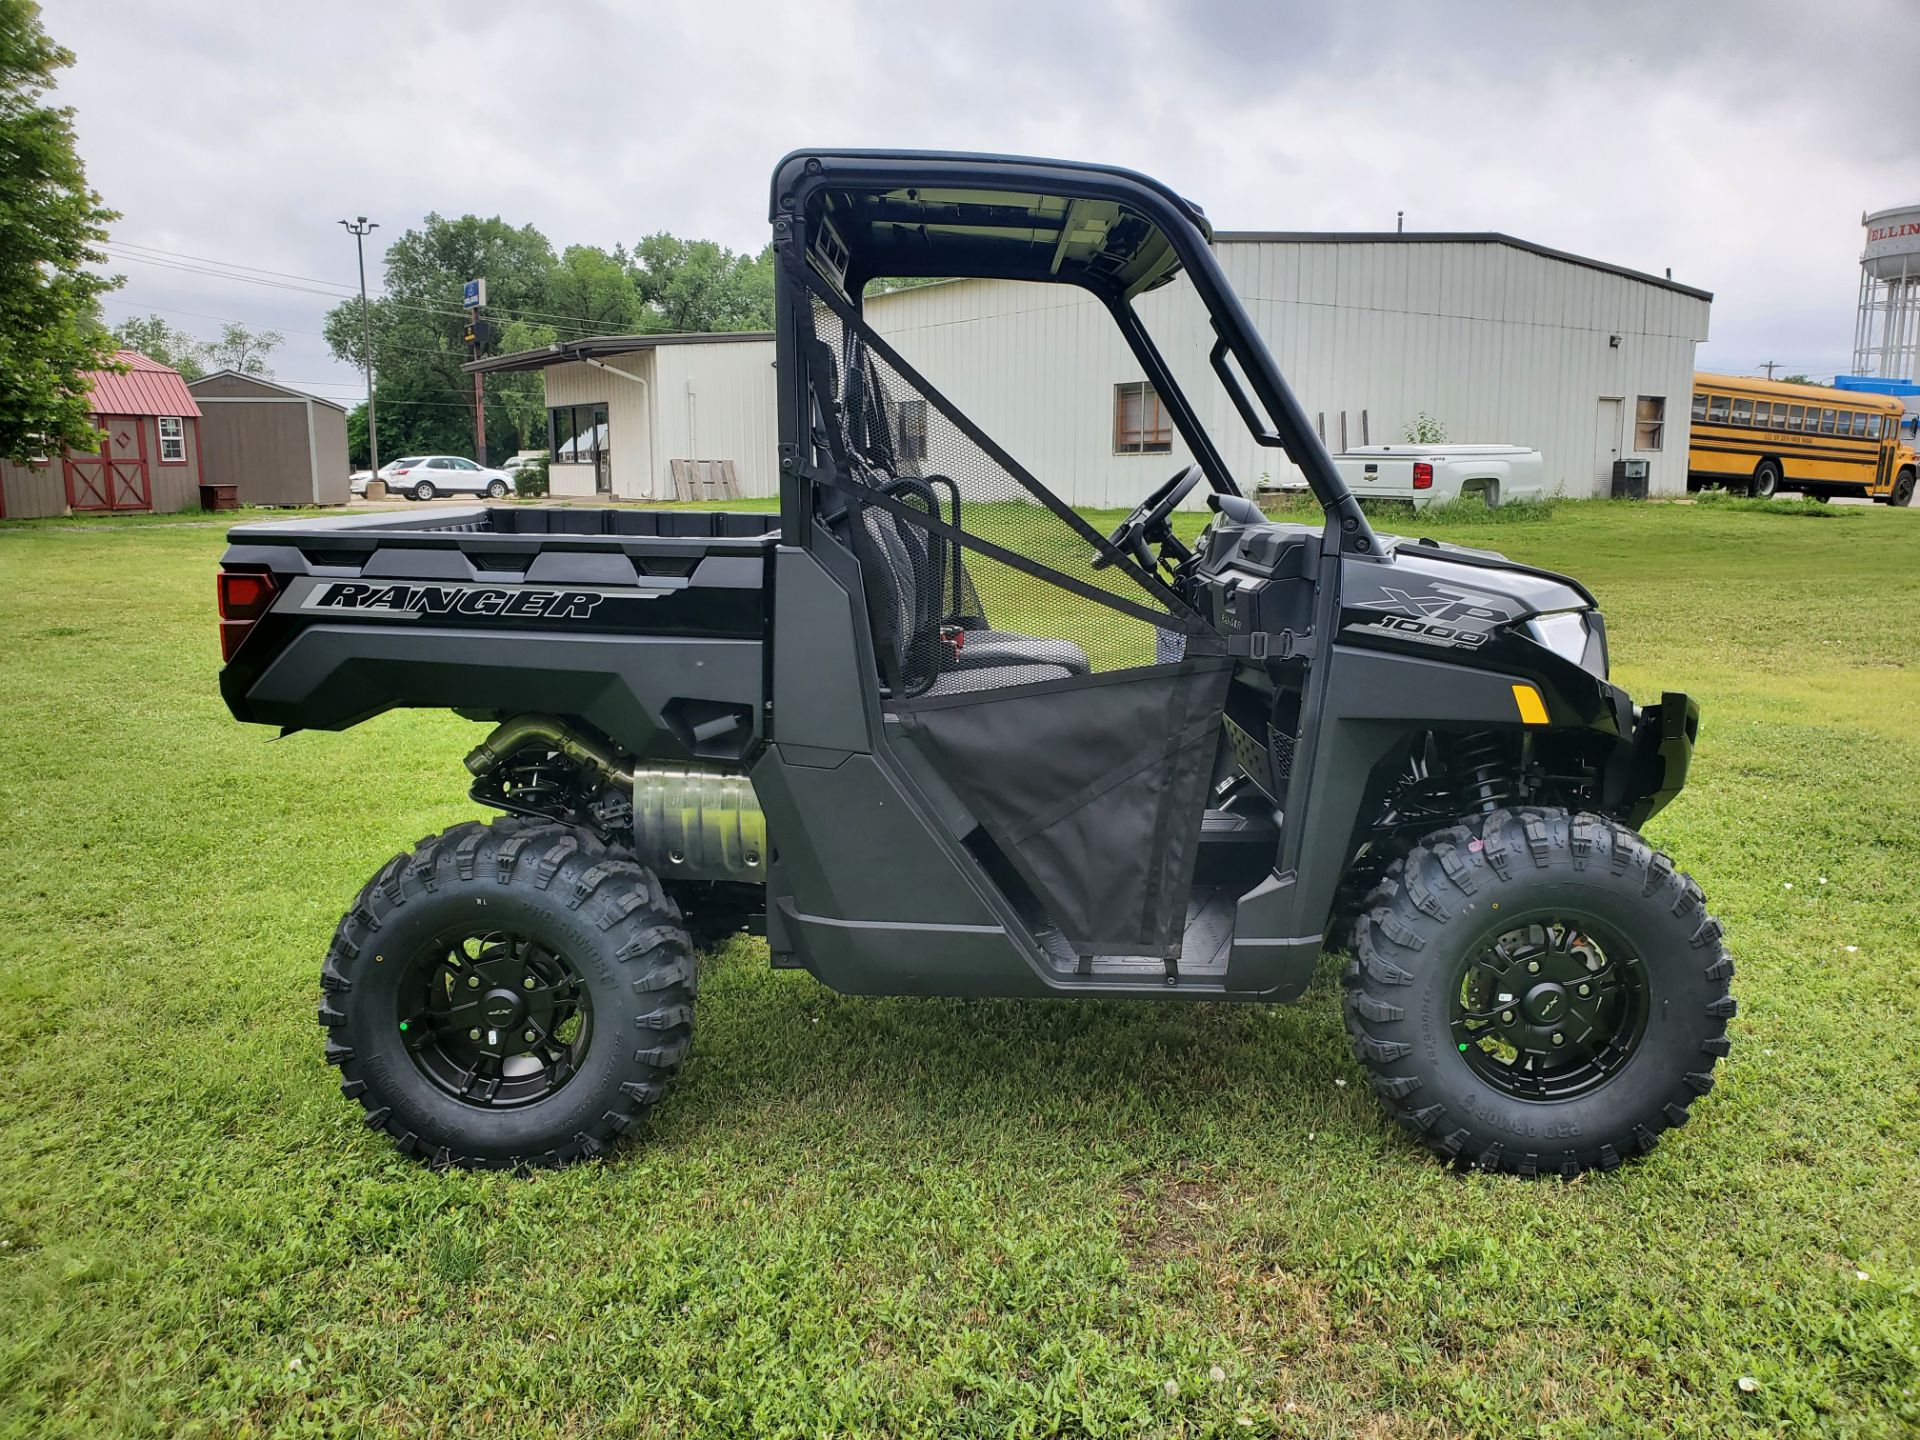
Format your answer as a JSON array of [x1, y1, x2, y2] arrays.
[[338, 217, 380, 478]]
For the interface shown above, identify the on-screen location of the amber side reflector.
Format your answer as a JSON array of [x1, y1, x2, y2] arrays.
[[217, 569, 276, 663], [1511, 682, 1550, 725]]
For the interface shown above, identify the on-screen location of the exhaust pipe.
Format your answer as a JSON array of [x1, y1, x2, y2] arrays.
[[465, 715, 765, 883]]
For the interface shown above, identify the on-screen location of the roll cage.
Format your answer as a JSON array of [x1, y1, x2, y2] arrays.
[[767, 148, 1380, 560]]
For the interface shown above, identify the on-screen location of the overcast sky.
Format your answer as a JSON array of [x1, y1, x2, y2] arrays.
[[46, 0, 1920, 402]]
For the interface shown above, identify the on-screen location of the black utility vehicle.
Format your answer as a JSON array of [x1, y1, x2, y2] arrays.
[[218, 151, 1730, 1175]]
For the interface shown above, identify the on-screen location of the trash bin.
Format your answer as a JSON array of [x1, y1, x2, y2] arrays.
[[1610, 458, 1649, 500]]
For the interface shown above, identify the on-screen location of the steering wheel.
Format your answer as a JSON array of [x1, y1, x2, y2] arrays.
[[1093, 463, 1205, 571]]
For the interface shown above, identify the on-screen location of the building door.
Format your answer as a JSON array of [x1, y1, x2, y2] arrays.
[[1592, 398, 1623, 495], [64, 416, 151, 511], [592, 406, 611, 494]]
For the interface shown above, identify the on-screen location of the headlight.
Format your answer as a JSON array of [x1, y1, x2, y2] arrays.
[[1524, 610, 1607, 676]]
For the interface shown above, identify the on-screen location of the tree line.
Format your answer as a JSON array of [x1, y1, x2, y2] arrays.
[[322, 220, 777, 466]]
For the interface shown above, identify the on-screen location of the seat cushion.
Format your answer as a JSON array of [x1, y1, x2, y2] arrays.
[[922, 661, 1074, 697], [952, 633, 1091, 675]]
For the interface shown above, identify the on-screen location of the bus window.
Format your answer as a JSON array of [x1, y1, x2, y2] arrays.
[[1691, 392, 1707, 421], [1851, 412, 1869, 437], [1732, 398, 1753, 426], [1868, 414, 1883, 439], [1820, 408, 1837, 434], [1772, 404, 1788, 430], [1708, 395, 1730, 423], [1787, 404, 1804, 430], [1752, 402, 1771, 428]]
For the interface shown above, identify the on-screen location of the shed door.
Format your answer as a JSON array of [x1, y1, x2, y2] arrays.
[[1592, 398, 1623, 495], [64, 417, 151, 511]]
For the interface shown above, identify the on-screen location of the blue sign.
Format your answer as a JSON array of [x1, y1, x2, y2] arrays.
[[462, 277, 486, 310]]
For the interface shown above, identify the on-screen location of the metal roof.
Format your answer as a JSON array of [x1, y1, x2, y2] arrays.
[[186, 370, 348, 412], [1211, 231, 1712, 302], [464, 330, 773, 376], [87, 351, 202, 418]]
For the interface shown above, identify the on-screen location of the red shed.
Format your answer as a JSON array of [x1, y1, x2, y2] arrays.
[[0, 351, 204, 518]]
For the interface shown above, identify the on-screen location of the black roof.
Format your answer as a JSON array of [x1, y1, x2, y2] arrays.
[[464, 330, 772, 376], [1213, 230, 1711, 302]]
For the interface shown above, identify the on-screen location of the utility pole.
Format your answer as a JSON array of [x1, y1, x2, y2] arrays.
[[1760, 360, 1779, 380], [1396, 210, 1404, 234], [338, 217, 380, 478], [463, 279, 487, 463]]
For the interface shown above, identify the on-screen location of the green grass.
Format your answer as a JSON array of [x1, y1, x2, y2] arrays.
[[1, 500, 1917, 1438]]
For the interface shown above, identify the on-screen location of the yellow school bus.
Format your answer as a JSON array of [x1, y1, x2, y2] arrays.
[[1688, 373, 1915, 504]]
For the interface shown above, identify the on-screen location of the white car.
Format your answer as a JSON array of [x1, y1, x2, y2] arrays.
[[383, 455, 515, 501]]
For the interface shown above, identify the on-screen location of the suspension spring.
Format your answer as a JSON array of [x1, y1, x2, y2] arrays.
[[1452, 730, 1514, 813]]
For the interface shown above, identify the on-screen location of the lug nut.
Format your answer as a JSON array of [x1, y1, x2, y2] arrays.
[[1527, 960, 1541, 974], [523, 1029, 537, 1044], [466, 975, 480, 989], [468, 1028, 481, 1040], [1500, 1010, 1515, 1024], [523, 977, 536, 990], [1552, 1032, 1565, 1046], [1578, 984, 1591, 997]]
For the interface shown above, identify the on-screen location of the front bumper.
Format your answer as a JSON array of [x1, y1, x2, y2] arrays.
[[1621, 690, 1699, 826]]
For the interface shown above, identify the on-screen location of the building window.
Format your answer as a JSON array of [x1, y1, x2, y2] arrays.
[[895, 398, 928, 461], [1113, 381, 1172, 455], [157, 416, 186, 463], [1634, 395, 1665, 450], [548, 404, 608, 463]]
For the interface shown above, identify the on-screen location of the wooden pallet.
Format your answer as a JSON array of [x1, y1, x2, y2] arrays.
[[669, 458, 740, 501]]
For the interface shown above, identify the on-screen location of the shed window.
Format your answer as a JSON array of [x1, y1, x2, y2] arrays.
[[1707, 395, 1730, 424], [1634, 395, 1665, 450], [548, 404, 608, 463], [1113, 381, 1172, 455], [158, 416, 185, 463]]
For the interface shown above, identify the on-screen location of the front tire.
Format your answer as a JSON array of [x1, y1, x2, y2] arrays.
[[412, 480, 437, 502], [1342, 807, 1733, 1176], [487, 479, 510, 499], [319, 819, 695, 1170], [1749, 460, 1781, 499], [1893, 468, 1916, 507]]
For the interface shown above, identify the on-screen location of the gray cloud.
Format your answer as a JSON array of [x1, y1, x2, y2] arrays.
[[46, 0, 1918, 397]]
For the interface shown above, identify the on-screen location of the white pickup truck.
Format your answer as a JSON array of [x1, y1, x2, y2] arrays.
[[1273, 444, 1548, 510]]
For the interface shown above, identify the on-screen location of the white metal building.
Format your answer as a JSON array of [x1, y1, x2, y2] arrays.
[[867, 233, 1712, 504], [473, 331, 776, 500], [478, 233, 1709, 506]]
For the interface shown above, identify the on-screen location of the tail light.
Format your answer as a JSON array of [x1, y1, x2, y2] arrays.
[[217, 569, 277, 662], [391, 467, 410, 476], [1412, 462, 1434, 490]]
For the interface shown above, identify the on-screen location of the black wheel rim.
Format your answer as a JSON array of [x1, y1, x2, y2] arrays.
[[1450, 914, 1649, 1101], [396, 928, 593, 1108]]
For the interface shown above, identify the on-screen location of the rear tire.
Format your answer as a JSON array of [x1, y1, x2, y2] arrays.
[[1342, 807, 1733, 1176], [1893, 468, 1916, 507], [412, 480, 437, 501], [487, 479, 510, 499], [1749, 460, 1781, 499], [319, 819, 695, 1170]]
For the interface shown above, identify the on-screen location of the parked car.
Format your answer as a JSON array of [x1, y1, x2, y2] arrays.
[[502, 451, 547, 475], [383, 455, 515, 501], [348, 469, 374, 497], [1271, 444, 1547, 509]]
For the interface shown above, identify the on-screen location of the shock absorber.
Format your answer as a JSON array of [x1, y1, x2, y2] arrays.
[[1451, 730, 1515, 813]]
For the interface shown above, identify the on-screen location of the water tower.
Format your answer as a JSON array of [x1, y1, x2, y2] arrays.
[[1852, 205, 1920, 380]]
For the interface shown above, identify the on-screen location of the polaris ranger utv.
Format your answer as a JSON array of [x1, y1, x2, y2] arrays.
[[217, 150, 1730, 1176]]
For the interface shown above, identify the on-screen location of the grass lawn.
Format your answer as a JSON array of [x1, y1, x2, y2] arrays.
[[0, 498, 1916, 1438]]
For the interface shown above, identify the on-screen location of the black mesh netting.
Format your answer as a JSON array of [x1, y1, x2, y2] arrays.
[[794, 267, 1232, 959]]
